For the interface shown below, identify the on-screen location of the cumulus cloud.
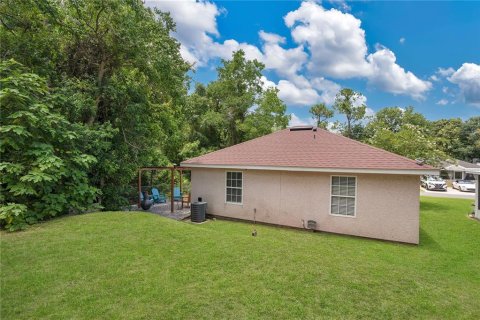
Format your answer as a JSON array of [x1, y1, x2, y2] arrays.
[[147, 0, 262, 66], [437, 67, 455, 77], [148, 0, 431, 104], [289, 113, 316, 127], [310, 77, 341, 105], [285, 1, 371, 78], [436, 99, 449, 105], [367, 47, 432, 99], [259, 31, 308, 78], [399, 37, 406, 44], [448, 63, 480, 106], [284, 1, 431, 99], [277, 80, 321, 106]]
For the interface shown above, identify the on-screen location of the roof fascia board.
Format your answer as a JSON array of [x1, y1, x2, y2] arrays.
[[181, 163, 438, 175]]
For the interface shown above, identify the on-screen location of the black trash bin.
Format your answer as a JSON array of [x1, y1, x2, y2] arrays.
[[191, 202, 207, 223]]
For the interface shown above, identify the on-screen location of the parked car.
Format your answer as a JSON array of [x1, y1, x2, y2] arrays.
[[421, 175, 448, 191], [452, 180, 476, 192]]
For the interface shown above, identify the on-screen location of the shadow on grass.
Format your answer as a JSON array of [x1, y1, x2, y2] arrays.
[[419, 227, 441, 251], [420, 200, 450, 213]]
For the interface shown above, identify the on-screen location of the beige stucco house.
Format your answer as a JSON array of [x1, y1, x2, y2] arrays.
[[181, 126, 437, 244]]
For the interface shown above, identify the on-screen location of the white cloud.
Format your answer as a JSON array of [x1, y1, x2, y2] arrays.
[[448, 63, 480, 106], [277, 80, 321, 106], [147, 0, 262, 66], [259, 31, 308, 78], [260, 76, 276, 90], [437, 67, 455, 77], [436, 99, 449, 106], [367, 47, 432, 99], [429, 75, 439, 82], [310, 77, 341, 105], [149, 0, 431, 104], [258, 30, 285, 44], [285, 1, 371, 78], [283, 1, 431, 99], [399, 37, 406, 44], [289, 113, 316, 127], [146, 0, 220, 65]]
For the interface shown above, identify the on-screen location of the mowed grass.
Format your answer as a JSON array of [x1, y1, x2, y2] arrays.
[[1, 197, 479, 319]]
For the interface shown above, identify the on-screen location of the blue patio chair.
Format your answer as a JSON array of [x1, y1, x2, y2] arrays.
[[173, 187, 182, 201], [151, 187, 166, 203]]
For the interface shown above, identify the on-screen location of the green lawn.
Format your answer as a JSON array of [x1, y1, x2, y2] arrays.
[[1, 197, 479, 319]]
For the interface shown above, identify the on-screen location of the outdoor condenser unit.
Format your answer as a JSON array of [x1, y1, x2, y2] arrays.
[[191, 201, 207, 223]]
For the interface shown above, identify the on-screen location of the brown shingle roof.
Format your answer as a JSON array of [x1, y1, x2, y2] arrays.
[[182, 127, 435, 173]]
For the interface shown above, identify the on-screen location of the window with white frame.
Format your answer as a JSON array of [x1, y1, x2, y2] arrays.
[[226, 171, 242, 204], [330, 176, 356, 216]]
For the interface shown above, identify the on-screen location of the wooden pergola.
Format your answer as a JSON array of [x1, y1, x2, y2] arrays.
[[138, 166, 190, 213]]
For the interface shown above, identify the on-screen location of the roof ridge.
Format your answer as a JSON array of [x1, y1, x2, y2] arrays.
[[315, 127, 428, 167]]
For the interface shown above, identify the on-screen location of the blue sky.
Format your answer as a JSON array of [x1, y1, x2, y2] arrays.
[[147, 1, 480, 125]]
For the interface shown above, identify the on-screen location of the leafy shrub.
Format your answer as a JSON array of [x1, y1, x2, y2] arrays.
[[0, 60, 99, 230]]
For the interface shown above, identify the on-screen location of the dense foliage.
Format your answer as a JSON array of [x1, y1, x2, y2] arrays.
[[0, 60, 99, 230], [184, 50, 289, 153]]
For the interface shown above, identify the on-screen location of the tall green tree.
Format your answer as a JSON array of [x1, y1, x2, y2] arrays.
[[207, 50, 264, 146], [0, 60, 100, 230], [1, 0, 190, 209], [333, 88, 366, 138], [240, 88, 290, 140], [309, 103, 334, 129], [365, 106, 445, 165], [429, 118, 464, 159], [185, 50, 288, 154], [458, 117, 480, 162]]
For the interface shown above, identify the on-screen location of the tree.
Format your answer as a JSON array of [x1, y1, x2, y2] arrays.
[[0, 60, 100, 230], [429, 118, 463, 159], [458, 117, 480, 162], [333, 88, 366, 138], [185, 50, 288, 152], [309, 103, 334, 129], [1, 0, 190, 210], [365, 106, 446, 165], [240, 88, 290, 140], [367, 125, 446, 165], [208, 50, 265, 146]]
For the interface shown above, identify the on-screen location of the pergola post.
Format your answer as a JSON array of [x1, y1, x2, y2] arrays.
[[180, 170, 183, 209], [137, 169, 142, 208], [170, 168, 174, 213]]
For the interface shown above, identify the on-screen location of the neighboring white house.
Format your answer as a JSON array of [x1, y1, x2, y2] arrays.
[[182, 126, 438, 244], [440, 160, 480, 181]]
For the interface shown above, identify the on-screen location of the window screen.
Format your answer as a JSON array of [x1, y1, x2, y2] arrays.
[[331, 176, 356, 216], [226, 172, 242, 203]]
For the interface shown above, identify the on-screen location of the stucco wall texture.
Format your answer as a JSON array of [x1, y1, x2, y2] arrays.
[[191, 168, 421, 244]]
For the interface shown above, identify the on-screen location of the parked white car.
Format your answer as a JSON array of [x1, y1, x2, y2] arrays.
[[452, 180, 476, 192], [421, 175, 448, 191]]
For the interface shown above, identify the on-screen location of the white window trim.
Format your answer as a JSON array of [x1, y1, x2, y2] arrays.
[[225, 170, 243, 205], [329, 175, 357, 218]]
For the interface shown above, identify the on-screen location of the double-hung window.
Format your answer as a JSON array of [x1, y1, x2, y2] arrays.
[[226, 171, 243, 204], [330, 176, 356, 216]]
